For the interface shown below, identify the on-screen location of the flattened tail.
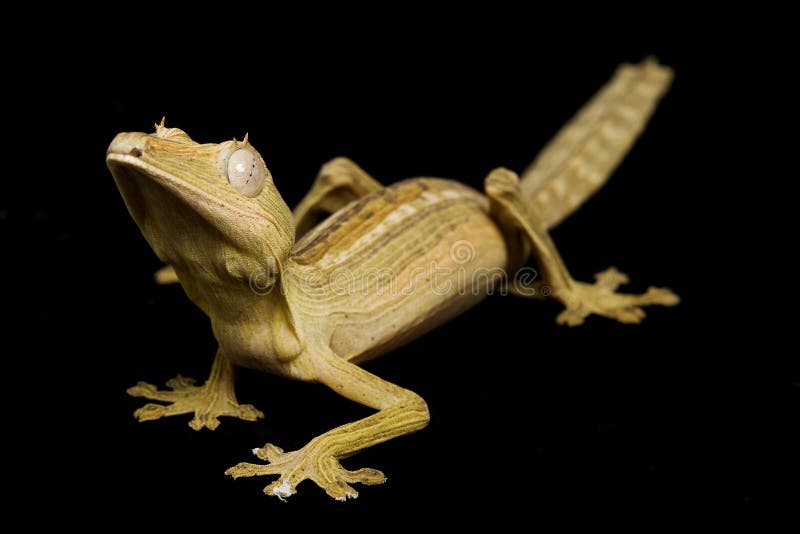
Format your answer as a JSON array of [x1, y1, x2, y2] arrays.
[[520, 57, 674, 230]]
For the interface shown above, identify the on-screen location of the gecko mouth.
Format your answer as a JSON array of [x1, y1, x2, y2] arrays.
[[106, 158, 152, 226], [107, 156, 237, 263], [106, 153, 265, 226]]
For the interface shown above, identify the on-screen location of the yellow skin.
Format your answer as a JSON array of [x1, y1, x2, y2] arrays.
[[107, 58, 679, 501]]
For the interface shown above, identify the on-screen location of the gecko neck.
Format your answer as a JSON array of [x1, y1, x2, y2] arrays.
[[174, 254, 304, 373]]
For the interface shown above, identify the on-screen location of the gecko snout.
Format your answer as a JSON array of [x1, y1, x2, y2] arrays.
[[107, 132, 146, 159]]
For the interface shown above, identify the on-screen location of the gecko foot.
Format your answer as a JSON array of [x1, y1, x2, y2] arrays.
[[225, 442, 386, 501], [556, 267, 679, 326], [127, 374, 263, 430]]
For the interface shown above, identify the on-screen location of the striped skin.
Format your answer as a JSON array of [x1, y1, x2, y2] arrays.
[[286, 178, 508, 364], [521, 58, 673, 229]]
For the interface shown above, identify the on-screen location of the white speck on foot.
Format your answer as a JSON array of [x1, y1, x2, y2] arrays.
[[272, 479, 293, 502], [252, 447, 261, 456], [335, 492, 359, 502]]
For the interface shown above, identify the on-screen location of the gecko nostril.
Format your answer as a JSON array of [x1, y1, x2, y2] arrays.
[[129, 148, 143, 157]]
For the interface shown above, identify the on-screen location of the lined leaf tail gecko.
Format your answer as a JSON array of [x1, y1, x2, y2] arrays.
[[106, 57, 678, 500]]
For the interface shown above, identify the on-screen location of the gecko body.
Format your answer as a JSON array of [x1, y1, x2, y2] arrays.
[[107, 58, 678, 500]]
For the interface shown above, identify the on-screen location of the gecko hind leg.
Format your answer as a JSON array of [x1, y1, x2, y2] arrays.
[[485, 167, 679, 326], [127, 351, 263, 430], [293, 157, 383, 238]]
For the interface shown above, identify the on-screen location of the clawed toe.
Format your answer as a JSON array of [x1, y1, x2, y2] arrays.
[[253, 443, 286, 462], [127, 381, 161, 398], [339, 467, 386, 485], [225, 461, 282, 479], [133, 402, 174, 422], [643, 286, 680, 306], [594, 267, 629, 290], [226, 441, 385, 501], [165, 375, 197, 390], [189, 412, 222, 431]]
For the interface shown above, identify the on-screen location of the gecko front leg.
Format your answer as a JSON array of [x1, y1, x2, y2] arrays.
[[127, 350, 263, 430], [486, 168, 679, 325], [225, 348, 429, 500], [293, 157, 383, 238]]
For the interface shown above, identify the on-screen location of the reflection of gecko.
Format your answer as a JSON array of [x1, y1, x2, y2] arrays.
[[107, 58, 678, 501]]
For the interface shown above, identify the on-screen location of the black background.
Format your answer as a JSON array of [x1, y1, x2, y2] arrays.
[[3, 5, 769, 527]]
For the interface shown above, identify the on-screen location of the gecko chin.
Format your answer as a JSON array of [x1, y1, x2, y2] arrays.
[[106, 158, 152, 226], [107, 152, 276, 283], [108, 157, 214, 260]]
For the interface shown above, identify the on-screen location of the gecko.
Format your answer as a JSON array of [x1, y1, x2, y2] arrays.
[[106, 58, 679, 501]]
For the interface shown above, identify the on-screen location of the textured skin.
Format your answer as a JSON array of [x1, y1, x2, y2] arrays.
[[107, 59, 678, 500]]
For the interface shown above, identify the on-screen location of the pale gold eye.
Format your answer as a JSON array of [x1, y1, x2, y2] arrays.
[[226, 148, 267, 197]]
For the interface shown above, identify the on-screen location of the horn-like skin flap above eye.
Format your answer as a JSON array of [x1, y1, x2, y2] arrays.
[[226, 148, 267, 197]]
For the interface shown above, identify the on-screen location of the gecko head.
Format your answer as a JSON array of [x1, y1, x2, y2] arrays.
[[106, 121, 295, 284]]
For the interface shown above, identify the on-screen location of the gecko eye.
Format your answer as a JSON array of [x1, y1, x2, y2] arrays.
[[226, 148, 268, 197]]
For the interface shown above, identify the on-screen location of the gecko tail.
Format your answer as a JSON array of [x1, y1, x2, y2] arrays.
[[520, 57, 674, 230]]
